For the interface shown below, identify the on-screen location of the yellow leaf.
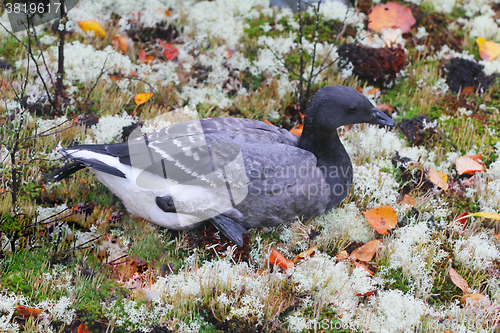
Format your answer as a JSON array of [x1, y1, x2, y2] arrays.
[[428, 167, 448, 191], [437, 171, 448, 182], [77, 20, 106, 38], [134, 92, 154, 106], [476, 37, 500, 61], [470, 211, 500, 220]]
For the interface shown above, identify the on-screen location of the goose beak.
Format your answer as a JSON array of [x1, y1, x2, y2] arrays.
[[370, 108, 395, 127]]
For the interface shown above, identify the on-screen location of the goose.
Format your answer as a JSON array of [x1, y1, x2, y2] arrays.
[[48, 85, 395, 246]]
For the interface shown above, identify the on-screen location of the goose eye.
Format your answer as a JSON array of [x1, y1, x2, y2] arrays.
[[347, 106, 357, 114]]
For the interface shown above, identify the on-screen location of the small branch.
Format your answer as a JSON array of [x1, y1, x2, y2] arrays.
[[59, 235, 102, 253], [298, 0, 305, 105], [305, 0, 322, 104], [30, 23, 56, 110], [21, 122, 78, 141], [262, 42, 299, 77], [85, 52, 113, 104], [54, 0, 67, 112], [106, 254, 129, 265], [22, 207, 71, 229]]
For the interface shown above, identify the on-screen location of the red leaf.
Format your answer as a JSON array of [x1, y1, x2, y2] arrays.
[[454, 212, 469, 230], [163, 48, 179, 61]]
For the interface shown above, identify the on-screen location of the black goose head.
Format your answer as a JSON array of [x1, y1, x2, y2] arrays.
[[304, 85, 395, 130]]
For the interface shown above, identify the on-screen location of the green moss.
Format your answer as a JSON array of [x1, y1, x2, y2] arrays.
[[0, 249, 66, 303], [382, 267, 413, 294], [74, 263, 129, 330], [127, 225, 191, 273], [428, 104, 443, 120], [302, 306, 353, 332], [427, 262, 461, 306], [0, 35, 22, 60]]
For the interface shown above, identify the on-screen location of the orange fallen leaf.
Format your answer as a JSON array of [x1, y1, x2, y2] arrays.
[[336, 250, 349, 261], [165, 9, 172, 16], [376, 104, 396, 115], [112, 35, 128, 54], [78, 323, 91, 333], [294, 243, 321, 263], [461, 293, 487, 307], [14, 305, 44, 319], [477, 37, 500, 61], [226, 49, 234, 58], [400, 194, 415, 207], [455, 155, 486, 175], [367, 87, 380, 95], [449, 267, 469, 294], [109, 74, 122, 82], [267, 250, 294, 269], [353, 261, 374, 276], [459, 86, 475, 97], [134, 92, 154, 106], [290, 124, 303, 136], [368, 2, 416, 34], [350, 239, 382, 262], [428, 167, 448, 191], [138, 49, 154, 65], [495, 233, 500, 244], [263, 120, 273, 125], [77, 20, 106, 38], [363, 205, 398, 235]]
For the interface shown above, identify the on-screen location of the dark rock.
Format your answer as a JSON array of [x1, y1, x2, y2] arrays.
[[444, 57, 496, 93], [0, 60, 13, 70], [338, 43, 406, 84]]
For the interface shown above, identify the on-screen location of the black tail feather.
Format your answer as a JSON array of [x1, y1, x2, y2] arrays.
[[210, 215, 249, 247], [46, 161, 86, 182]]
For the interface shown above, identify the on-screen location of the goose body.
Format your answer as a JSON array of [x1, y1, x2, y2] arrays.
[[49, 86, 395, 246]]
